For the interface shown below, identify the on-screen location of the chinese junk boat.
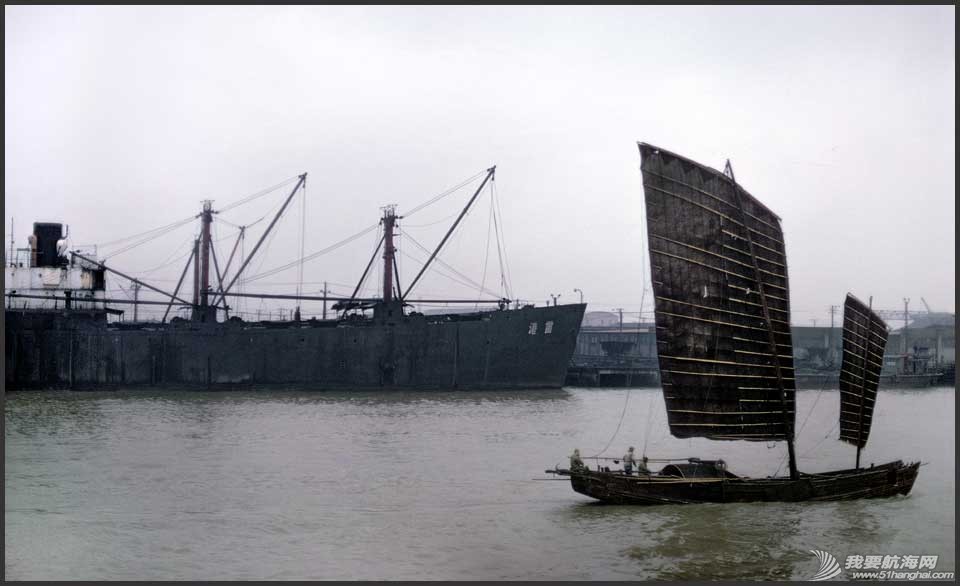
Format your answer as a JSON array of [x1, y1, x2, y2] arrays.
[[547, 143, 919, 504]]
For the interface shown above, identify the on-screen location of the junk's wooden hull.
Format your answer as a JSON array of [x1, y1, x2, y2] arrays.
[[556, 460, 919, 505]]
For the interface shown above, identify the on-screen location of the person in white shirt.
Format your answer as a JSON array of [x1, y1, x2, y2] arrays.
[[623, 446, 637, 475]]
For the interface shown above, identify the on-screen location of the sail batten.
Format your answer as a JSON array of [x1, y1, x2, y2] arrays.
[[639, 143, 796, 443], [838, 293, 889, 449]]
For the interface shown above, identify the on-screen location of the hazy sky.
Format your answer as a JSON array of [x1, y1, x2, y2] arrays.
[[5, 6, 955, 322]]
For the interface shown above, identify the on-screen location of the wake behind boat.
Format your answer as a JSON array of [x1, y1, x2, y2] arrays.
[[547, 143, 920, 504]]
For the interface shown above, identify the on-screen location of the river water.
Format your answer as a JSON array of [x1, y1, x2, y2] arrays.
[[4, 386, 955, 580]]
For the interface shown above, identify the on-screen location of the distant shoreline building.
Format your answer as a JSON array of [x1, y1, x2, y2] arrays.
[[569, 310, 955, 387]]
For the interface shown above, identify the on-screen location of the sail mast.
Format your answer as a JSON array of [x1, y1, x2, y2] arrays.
[[854, 296, 874, 469], [725, 160, 798, 480]]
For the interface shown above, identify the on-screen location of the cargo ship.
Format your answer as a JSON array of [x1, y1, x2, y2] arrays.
[[5, 168, 585, 390]]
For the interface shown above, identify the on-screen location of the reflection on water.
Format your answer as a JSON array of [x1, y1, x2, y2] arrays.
[[5, 386, 954, 580]]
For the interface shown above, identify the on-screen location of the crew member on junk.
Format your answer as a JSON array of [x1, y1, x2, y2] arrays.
[[569, 448, 587, 473], [638, 455, 650, 475], [622, 446, 637, 476]]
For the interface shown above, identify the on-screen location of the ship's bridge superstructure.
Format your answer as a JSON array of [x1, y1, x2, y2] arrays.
[[5, 222, 108, 314]]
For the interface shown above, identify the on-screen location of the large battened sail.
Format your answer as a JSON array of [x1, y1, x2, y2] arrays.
[[639, 143, 796, 442], [838, 293, 889, 448]]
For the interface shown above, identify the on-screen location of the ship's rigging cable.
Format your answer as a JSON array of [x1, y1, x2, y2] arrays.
[[402, 212, 459, 228], [247, 223, 283, 287], [398, 249, 496, 297], [476, 185, 496, 310], [349, 225, 383, 307], [226, 168, 488, 289], [101, 216, 197, 260], [130, 234, 195, 275], [297, 179, 307, 303], [242, 223, 379, 284], [217, 175, 301, 214], [217, 214, 267, 230], [95, 175, 295, 252], [490, 180, 513, 300], [128, 227, 245, 276], [402, 232, 501, 299], [402, 170, 487, 218], [96, 214, 197, 249]]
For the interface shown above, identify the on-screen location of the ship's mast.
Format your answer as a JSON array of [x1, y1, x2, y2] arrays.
[[200, 200, 213, 314], [382, 205, 398, 302]]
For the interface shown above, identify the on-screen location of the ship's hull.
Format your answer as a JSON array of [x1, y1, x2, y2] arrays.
[[554, 460, 919, 505], [5, 304, 585, 391]]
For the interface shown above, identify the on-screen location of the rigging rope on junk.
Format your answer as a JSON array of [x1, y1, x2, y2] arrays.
[[590, 388, 632, 459], [773, 375, 833, 476]]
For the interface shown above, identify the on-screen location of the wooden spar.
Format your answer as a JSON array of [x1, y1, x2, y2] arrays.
[[70, 251, 194, 307], [643, 183, 785, 246], [401, 166, 495, 301], [393, 255, 403, 301], [162, 246, 197, 323], [214, 226, 245, 304], [348, 234, 384, 304], [192, 237, 200, 308], [855, 296, 872, 469], [8, 293, 191, 308], [725, 160, 798, 480], [219, 291, 506, 304], [209, 242, 224, 306], [213, 174, 306, 307]]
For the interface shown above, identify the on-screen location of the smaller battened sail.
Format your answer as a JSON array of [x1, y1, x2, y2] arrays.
[[838, 293, 889, 448]]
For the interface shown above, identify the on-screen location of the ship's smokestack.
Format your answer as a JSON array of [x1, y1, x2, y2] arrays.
[[32, 222, 64, 267]]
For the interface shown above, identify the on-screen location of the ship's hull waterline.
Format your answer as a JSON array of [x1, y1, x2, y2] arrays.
[[5, 304, 585, 391]]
